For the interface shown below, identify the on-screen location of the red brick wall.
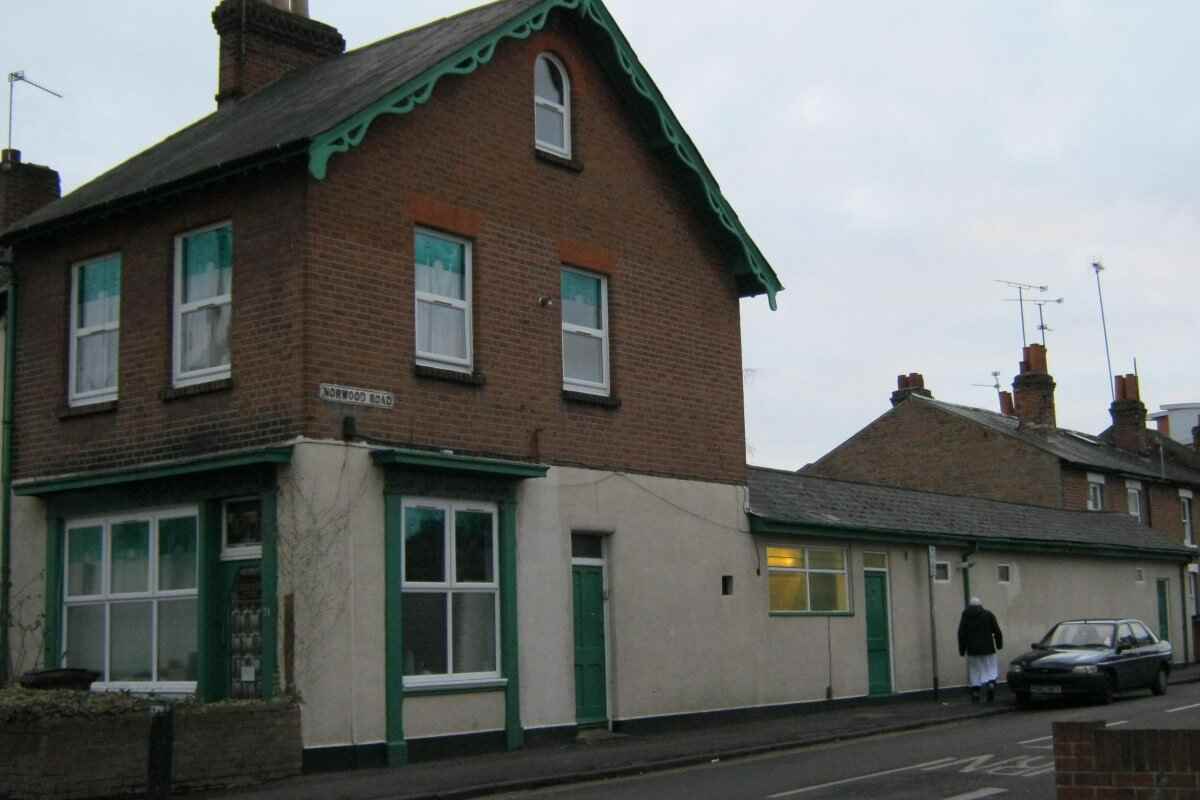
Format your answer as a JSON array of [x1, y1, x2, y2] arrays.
[[0, 158, 60, 231], [11, 166, 308, 479], [806, 398, 1063, 506], [301, 18, 748, 484], [1054, 720, 1200, 798]]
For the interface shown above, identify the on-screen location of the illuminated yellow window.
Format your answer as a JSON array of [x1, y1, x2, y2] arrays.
[[767, 545, 850, 613]]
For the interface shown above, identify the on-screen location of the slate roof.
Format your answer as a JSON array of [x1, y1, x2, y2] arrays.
[[747, 466, 1193, 559], [913, 394, 1200, 486], [2, 0, 543, 239]]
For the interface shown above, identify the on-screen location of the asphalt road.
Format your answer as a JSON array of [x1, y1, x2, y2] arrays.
[[496, 682, 1200, 800]]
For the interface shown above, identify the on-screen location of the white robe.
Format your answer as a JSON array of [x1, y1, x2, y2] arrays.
[[967, 653, 999, 687]]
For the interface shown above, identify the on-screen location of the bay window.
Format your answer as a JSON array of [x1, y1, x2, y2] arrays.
[[767, 545, 850, 614], [414, 229, 472, 372], [69, 254, 121, 405], [63, 509, 199, 690], [402, 499, 498, 685], [174, 222, 232, 386]]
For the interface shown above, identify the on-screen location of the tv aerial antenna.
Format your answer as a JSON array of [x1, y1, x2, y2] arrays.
[[971, 371, 1002, 392], [1006, 296, 1064, 347], [7, 71, 63, 152], [996, 279, 1051, 349]]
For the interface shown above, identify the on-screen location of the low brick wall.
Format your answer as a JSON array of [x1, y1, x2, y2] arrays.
[[0, 702, 300, 800], [1054, 720, 1200, 799]]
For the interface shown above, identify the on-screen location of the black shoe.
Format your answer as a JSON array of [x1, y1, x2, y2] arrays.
[[986, 686, 995, 703], [970, 690, 980, 704]]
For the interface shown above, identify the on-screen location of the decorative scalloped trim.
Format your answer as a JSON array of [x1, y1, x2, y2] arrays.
[[307, 0, 781, 308]]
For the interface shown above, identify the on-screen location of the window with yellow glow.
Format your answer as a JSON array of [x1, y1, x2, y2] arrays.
[[767, 546, 850, 613]]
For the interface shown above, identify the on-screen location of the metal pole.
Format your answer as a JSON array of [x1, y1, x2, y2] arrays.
[[1093, 262, 1115, 402], [927, 545, 940, 701], [1017, 286, 1027, 348], [1037, 304, 1047, 347], [6, 73, 14, 152]]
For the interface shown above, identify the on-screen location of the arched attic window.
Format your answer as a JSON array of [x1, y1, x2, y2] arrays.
[[534, 53, 571, 158]]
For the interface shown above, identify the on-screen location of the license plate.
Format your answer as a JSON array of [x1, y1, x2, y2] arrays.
[[1031, 685, 1062, 695]]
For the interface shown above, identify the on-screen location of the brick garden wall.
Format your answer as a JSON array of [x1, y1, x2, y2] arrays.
[[806, 397, 1064, 507], [0, 703, 300, 800], [1054, 720, 1200, 799]]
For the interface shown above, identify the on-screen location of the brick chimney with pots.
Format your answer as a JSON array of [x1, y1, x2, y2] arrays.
[[212, 0, 345, 108], [999, 391, 1015, 417], [0, 149, 61, 232], [1110, 374, 1149, 453], [891, 373, 933, 407], [1011, 344, 1056, 427]]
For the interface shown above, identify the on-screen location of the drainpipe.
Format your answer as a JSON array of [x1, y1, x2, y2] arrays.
[[1180, 563, 1190, 664], [0, 279, 14, 685], [927, 545, 939, 700]]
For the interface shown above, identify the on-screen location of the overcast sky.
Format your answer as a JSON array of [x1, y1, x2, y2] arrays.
[[7, 1, 1198, 469]]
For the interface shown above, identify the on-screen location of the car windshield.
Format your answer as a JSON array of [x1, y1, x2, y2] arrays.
[[1042, 622, 1114, 649]]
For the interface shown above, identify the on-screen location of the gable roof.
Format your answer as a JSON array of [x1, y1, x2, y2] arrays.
[[748, 466, 1193, 561], [0, 0, 782, 307], [910, 395, 1200, 487]]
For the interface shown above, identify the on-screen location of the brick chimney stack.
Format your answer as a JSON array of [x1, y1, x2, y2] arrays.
[[999, 391, 1015, 417], [0, 149, 61, 232], [891, 373, 933, 407], [1011, 343, 1056, 427], [212, 0, 345, 108], [1110, 374, 1149, 453]]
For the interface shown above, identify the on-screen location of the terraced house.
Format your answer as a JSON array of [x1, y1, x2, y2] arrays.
[[0, 0, 784, 769]]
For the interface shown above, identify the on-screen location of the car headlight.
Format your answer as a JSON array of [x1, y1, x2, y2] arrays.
[[1072, 665, 1099, 674], [1010, 664, 1023, 673]]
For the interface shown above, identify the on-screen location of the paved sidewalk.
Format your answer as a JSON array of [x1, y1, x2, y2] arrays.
[[213, 665, 1200, 800]]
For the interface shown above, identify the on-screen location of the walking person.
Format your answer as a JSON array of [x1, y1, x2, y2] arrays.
[[958, 596, 1003, 703]]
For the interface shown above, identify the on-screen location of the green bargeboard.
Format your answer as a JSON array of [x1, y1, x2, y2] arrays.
[[865, 571, 892, 695], [572, 565, 607, 725]]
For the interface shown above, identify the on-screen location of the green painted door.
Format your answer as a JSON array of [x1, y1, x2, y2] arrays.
[[572, 565, 607, 726], [212, 560, 264, 700], [865, 571, 892, 695], [1157, 578, 1170, 642]]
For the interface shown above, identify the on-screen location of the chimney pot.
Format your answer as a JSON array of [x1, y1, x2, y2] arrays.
[[999, 391, 1015, 417], [1011, 345, 1056, 427], [891, 371, 932, 407], [1110, 373, 1149, 452]]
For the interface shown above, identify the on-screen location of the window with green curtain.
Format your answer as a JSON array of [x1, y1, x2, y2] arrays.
[[71, 255, 121, 402]]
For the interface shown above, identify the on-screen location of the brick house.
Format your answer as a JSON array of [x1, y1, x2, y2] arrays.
[[803, 344, 1200, 649], [0, 0, 784, 768]]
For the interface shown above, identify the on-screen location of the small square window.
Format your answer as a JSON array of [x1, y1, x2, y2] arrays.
[[222, 498, 262, 560], [571, 533, 603, 559], [933, 561, 951, 583], [997, 564, 1011, 584], [1087, 482, 1104, 512], [863, 552, 888, 570], [1136, 567, 1145, 584]]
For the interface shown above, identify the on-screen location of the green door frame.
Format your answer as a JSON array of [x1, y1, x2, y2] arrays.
[[1157, 578, 1170, 643], [864, 567, 892, 696], [572, 562, 608, 726]]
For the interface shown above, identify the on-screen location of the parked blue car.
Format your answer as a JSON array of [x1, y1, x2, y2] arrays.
[[1007, 618, 1171, 706]]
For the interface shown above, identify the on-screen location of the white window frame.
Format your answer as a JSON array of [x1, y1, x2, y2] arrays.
[[1087, 473, 1106, 512], [933, 561, 951, 583], [997, 563, 1012, 584], [1126, 480, 1144, 524], [766, 544, 851, 614], [221, 497, 263, 561], [62, 506, 200, 694], [1181, 489, 1195, 548], [401, 498, 500, 688], [560, 266, 610, 396], [413, 228, 474, 373], [534, 53, 571, 159], [68, 253, 122, 407], [173, 221, 233, 388]]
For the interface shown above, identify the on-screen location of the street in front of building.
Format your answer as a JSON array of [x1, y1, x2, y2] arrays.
[[492, 683, 1200, 800]]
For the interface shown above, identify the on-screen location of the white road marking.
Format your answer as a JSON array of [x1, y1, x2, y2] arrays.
[[766, 757, 958, 798], [944, 789, 1008, 800], [1018, 735, 1051, 745], [1105, 720, 1129, 727], [1166, 702, 1200, 714]]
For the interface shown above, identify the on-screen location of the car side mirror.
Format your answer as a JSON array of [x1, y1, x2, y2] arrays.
[[1117, 638, 1134, 652]]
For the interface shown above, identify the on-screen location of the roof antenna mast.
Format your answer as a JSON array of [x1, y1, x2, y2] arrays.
[[7, 71, 64, 152], [996, 279, 1049, 349], [1092, 261, 1115, 402]]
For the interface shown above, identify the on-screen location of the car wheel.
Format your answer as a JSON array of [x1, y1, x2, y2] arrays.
[[1151, 666, 1168, 696], [1014, 691, 1030, 708]]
